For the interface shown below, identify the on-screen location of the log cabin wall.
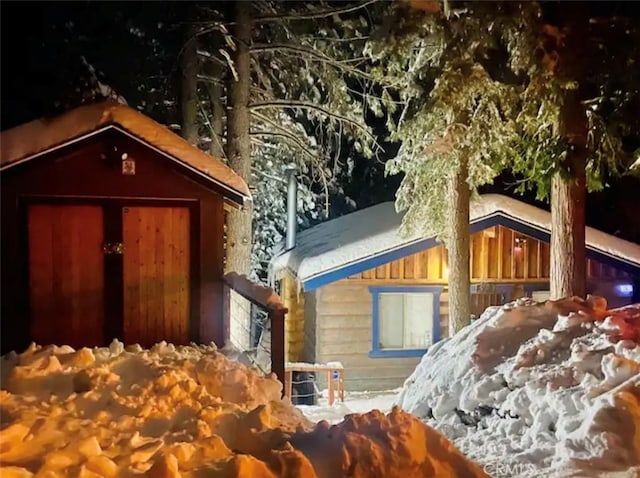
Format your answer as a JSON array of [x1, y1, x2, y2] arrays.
[[309, 283, 428, 391]]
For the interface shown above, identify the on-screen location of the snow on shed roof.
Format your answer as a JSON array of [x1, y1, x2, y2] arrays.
[[0, 101, 250, 206], [270, 194, 640, 290]]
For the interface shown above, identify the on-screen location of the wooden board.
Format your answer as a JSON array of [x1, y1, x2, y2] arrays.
[[123, 206, 190, 347], [28, 205, 105, 348]]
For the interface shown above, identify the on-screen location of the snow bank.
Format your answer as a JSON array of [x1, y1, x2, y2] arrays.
[[397, 297, 640, 477], [1, 340, 486, 477]]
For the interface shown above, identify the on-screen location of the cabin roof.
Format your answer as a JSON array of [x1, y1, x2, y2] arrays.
[[270, 194, 640, 291], [0, 101, 251, 206]]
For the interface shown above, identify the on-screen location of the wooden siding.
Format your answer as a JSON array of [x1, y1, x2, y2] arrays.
[[123, 206, 190, 347], [281, 275, 305, 361], [347, 226, 630, 283], [28, 205, 105, 348], [303, 291, 317, 363], [1, 130, 225, 353], [310, 283, 449, 391]]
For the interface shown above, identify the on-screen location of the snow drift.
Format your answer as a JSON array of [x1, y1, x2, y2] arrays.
[[0, 340, 486, 477], [397, 297, 640, 477]]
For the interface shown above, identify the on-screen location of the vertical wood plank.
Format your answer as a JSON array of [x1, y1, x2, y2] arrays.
[[469, 234, 475, 280], [29, 205, 55, 345], [536, 240, 542, 279], [497, 226, 503, 279], [470, 233, 482, 280], [480, 232, 489, 280], [390, 259, 401, 279], [517, 237, 527, 279], [361, 268, 373, 279], [404, 254, 415, 279], [416, 251, 428, 279], [123, 207, 190, 347], [487, 235, 498, 279], [427, 247, 440, 280], [541, 242, 551, 277], [178, 207, 190, 342], [440, 246, 448, 280], [28, 205, 104, 348], [510, 231, 517, 279]]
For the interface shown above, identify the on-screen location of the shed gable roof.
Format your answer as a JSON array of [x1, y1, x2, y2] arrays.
[[270, 194, 640, 291], [0, 102, 250, 206]]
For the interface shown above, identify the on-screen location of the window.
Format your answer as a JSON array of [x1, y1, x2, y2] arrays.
[[369, 286, 443, 358], [531, 290, 551, 302]]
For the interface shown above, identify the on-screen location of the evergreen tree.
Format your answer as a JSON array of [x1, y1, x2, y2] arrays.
[[508, 2, 640, 298], [369, 2, 526, 332]]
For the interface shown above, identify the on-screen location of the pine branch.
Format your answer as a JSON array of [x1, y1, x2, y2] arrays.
[[249, 100, 382, 149], [250, 130, 318, 161], [251, 111, 319, 161]]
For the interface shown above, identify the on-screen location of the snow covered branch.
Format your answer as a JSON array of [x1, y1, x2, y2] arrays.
[[250, 44, 374, 80], [250, 130, 318, 162], [249, 100, 381, 148], [251, 0, 380, 24]]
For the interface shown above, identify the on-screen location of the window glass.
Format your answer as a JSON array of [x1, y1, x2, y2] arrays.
[[531, 290, 550, 302], [379, 293, 434, 350]]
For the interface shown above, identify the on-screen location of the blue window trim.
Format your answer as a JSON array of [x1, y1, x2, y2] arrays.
[[302, 213, 640, 291], [368, 286, 443, 359]]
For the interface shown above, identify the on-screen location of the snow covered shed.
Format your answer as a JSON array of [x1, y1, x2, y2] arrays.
[[0, 102, 251, 354], [270, 194, 640, 391]]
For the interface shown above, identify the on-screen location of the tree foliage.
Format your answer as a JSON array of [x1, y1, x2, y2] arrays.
[[369, 2, 530, 242], [369, 1, 639, 240], [192, 1, 395, 280]]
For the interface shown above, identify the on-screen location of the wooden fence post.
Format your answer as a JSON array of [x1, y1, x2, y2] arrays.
[[270, 308, 286, 395]]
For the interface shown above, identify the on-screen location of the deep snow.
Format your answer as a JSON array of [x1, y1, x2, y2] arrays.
[[396, 297, 640, 478], [0, 340, 486, 477]]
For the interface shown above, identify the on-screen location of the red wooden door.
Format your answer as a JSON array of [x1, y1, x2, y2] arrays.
[[28, 205, 105, 348], [122, 206, 190, 347]]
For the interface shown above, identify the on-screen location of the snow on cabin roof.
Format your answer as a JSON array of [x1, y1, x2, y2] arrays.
[[270, 193, 640, 290], [0, 101, 250, 206]]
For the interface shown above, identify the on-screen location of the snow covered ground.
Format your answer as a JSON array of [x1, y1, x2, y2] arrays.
[[396, 297, 640, 478], [297, 388, 401, 424], [0, 341, 487, 477]]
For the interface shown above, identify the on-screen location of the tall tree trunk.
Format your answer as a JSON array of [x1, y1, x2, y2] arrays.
[[447, 157, 471, 335], [225, 2, 252, 274], [550, 91, 587, 299], [206, 61, 225, 158], [180, 20, 199, 145]]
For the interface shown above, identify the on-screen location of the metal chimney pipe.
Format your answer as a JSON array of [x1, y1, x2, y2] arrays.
[[285, 166, 297, 251]]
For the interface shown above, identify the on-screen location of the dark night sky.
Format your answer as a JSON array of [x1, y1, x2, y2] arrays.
[[1, 1, 639, 243]]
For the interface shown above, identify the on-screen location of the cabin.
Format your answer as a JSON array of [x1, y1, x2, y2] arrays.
[[270, 194, 640, 392], [0, 102, 252, 354]]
